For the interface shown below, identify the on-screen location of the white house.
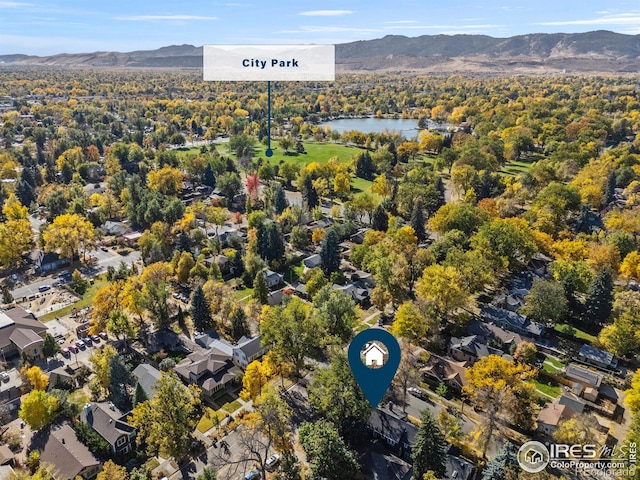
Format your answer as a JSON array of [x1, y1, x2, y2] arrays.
[[363, 342, 386, 368]]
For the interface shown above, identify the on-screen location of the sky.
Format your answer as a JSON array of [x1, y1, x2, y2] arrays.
[[1, 0, 640, 56]]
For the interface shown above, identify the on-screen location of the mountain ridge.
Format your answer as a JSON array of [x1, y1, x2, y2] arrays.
[[1, 31, 639, 73]]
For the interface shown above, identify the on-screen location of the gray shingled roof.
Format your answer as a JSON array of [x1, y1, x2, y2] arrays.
[[80, 403, 135, 447], [33, 423, 100, 480], [132, 363, 161, 398]]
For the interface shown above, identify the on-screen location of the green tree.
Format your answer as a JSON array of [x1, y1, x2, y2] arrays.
[[176, 251, 196, 284], [132, 383, 148, 407], [520, 278, 567, 324], [320, 228, 341, 275], [308, 353, 371, 443], [260, 297, 322, 377], [128, 371, 201, 459], [298, 420, 359, 480], [42, 334, 60, 361], [97, 460, 129, 480], [471, 218, 537, 271], [190, 285, 212, 331], [217, 172, 242, 207], [230, 308, 250, 341], [371, 204, 388, 232], [253, 271, 269, 305], [312, 285, 358, 345], [583, 269, 614, 325], [197, 467, 217, 480], [412, 410, 447, 479], [411, 197, 427, 243], [481, 443, 520, 480]]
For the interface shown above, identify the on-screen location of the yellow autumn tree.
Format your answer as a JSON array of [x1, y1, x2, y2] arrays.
[[42, 213, 95, 260], [147, 166, 183, 196]]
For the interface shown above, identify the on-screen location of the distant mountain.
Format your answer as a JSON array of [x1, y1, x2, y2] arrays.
[[2, 31, 640, 73]]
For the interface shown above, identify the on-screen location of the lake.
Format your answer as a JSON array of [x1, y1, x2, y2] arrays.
[[318, 117, 419, 137]]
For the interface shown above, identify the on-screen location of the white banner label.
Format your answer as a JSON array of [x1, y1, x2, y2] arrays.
[[203, 44, 335, 81]]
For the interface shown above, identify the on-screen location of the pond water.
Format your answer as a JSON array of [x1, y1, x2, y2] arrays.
[[318, 117, 419, 137]]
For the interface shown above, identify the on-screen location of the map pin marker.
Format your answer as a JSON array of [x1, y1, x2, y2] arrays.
[[348, 328, 401, 408]]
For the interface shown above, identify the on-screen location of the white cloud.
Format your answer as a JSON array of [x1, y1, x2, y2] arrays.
[[116, 15, 218, 21], [536, 13, 640, 27], [0, 1, 33, 7], [298, 10, 353, 17], [277, 25, 378, 34]]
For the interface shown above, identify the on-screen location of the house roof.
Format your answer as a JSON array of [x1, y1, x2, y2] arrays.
[[0, 307, 46, 350], [236, 335, 263, 360], [9, 327, 43, 350], [444, 446, 476, 480], [32, 423, 100, 480], [368, 407, 418, 446], [565, 363, 602, 388], [537, 403, 575, 427], [0, 445, 13, 465], [303, 254, 321, 268], [132, 363, 162, 398], [174, 351, 241, 392], [101, 221, 128, 236], [420, 355, 469, 388], [481, 305, 544, 337], [557, 393, 586, 414], [80, 402, 135, 446], [579, 344, 616, 367]]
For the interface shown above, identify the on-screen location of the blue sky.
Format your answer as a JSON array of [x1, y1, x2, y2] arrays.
[[1, 0, 640, 55]]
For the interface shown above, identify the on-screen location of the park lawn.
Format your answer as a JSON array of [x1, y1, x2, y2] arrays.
[[532, 378, 562, 399], [554, 323, 598, 343], [501, 160, 534, 176], [351, 177, 375, 196], [40, 275, 109, 322], [274, 142, 364, 167]]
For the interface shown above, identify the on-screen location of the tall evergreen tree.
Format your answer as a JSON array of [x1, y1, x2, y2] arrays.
[[602, 171, 616, 207], [481, 443, 520, 480], [302, 175, 319, 209], [354, 151, 375, 180], [230, 308, 250, 341], [132, 383, 149, 407], [259, 222, 284, 262], [371, 204, 389, 232], [584, 269, 614, 325], [253, 271, 269, 305], [15, 179, 36, 207], [203, 163, 216, 188], [189, 285, 212, 331], [232, 249, 245, 277], [20, 167, 36, 188], [411, 410, 447, 479], [411, 197, 427, 242], [273, 182, 288, 214], [320, 228, 341, 275]]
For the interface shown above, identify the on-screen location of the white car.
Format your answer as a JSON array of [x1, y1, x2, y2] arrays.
[[265, 453, 280, 471], [408, 387, 425, 398]]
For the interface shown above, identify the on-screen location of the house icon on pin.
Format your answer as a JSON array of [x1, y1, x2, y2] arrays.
[[525, 449, 544, 464], [363, 342, 387, 368]]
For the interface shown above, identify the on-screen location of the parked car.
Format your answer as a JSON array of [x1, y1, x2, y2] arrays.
[[244, 469, 260, 480], [82, 337, 92, 345], [91, 335, 100, 343], [0, 371, 9, 382], [265, 454, 280, 471], [98, 332, 108, 340], [61, 347, 70, 357], [408, 387, 425, 398], [38, 285, 51, 292], [68, 344, 78, 354], [76, 340, 86, 350]]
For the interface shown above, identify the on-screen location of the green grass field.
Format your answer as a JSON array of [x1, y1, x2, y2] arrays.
[[176, 141, 364, 167], [40, 275, 108, 322], [554, 323, 598, 343], [196, 407, 227, 433], [532, 378, 562, 399], [542, 355, 566, 374]]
